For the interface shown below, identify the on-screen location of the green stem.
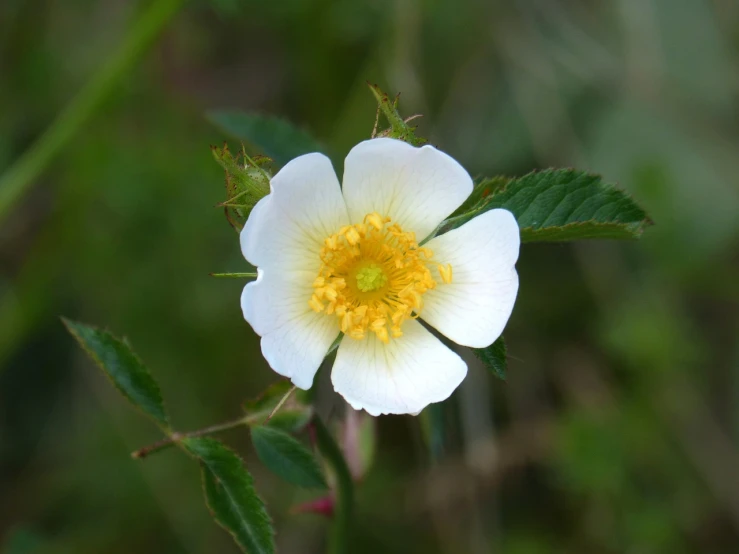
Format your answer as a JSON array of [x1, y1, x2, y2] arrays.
[[313, 416, 354, 554], [131, 384, 298, 459], [0, 0, 184, 224], [208, 272, 258, 279], [131, 410, 265, 459], [265, 385, 296, 422]]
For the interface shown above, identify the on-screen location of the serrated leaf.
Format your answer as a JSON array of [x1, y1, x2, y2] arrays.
[[452, 176, 510, 217], [62, 318, 169, 429], [251, 425, 327, 489], [183, 437, 274, 554], [472, 336, 507, 380], [265, 409, 312, 433], [208, 111, 325, 167], [442, 169, 652, 241]]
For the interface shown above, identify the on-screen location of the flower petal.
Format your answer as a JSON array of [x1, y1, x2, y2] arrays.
[[241, 153, 349, 276], [421, 209, 520, 348], [331, 319, 467, 416], [242, 272, 339, 389], [341, 138, 473, 241]]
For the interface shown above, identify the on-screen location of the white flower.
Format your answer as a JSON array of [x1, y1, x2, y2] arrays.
[[240, 138, 519, 416]]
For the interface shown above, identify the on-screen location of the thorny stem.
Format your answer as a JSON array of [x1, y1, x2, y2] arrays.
[[131, 383, 298, 459], [131, 413, 262, 459]]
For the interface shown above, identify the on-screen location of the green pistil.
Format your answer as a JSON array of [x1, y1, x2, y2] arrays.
[[356, 264, 387, 292]]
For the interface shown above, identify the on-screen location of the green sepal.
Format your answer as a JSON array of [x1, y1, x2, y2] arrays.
[[367, 83, 426, 146], [211, 143, 271, 231]]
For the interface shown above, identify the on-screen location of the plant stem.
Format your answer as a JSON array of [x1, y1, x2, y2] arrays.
[[0, 0, 184, 224], [266, 385, 296, 422], [208, 272, 258, 278], [132, 411, 263, 459], [132, 384, 299, 459], [313, 416, 354, 554]]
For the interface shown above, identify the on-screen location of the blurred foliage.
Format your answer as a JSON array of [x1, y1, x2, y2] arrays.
[[209, 111, 327, 167], [1, 0, 738, 553]]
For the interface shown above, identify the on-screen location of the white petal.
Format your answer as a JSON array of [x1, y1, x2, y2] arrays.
[[240, 153, 349, 276], [341, 138, 473, 241], [421, 209, 520, 348], [331, 319, 467, 416], [242, 272, 338, 389]]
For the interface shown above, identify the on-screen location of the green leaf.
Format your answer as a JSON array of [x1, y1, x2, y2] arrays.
[[251, 425, 328, 489], [208, 111, 325, 167], [183, 437, 274, 554], [442, 169, 652, 241], [452, 176, 510, 217], [313, 416, 353, 554], [472, 336, 507, 380], [367, 83, 426, 146], [265, 409, 313, 434], [62, 318, 169, 429]]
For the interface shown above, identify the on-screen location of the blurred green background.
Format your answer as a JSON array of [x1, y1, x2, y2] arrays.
[[1, 0, 738, 552]]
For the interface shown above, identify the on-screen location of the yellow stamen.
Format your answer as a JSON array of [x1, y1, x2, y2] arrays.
[[310, 213, 453, 342], [365, 212, 387, 231], [344, 226, 361, 246], [437, 263, 453, 284], [309, 294, 324, 313]]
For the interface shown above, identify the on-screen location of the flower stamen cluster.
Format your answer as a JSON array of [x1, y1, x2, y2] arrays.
[[309, 213, 452, 343]]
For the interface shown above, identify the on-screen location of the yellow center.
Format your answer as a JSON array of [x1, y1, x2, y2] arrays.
[[308, 212, 453, 343], [355, 264, 387, 292]]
